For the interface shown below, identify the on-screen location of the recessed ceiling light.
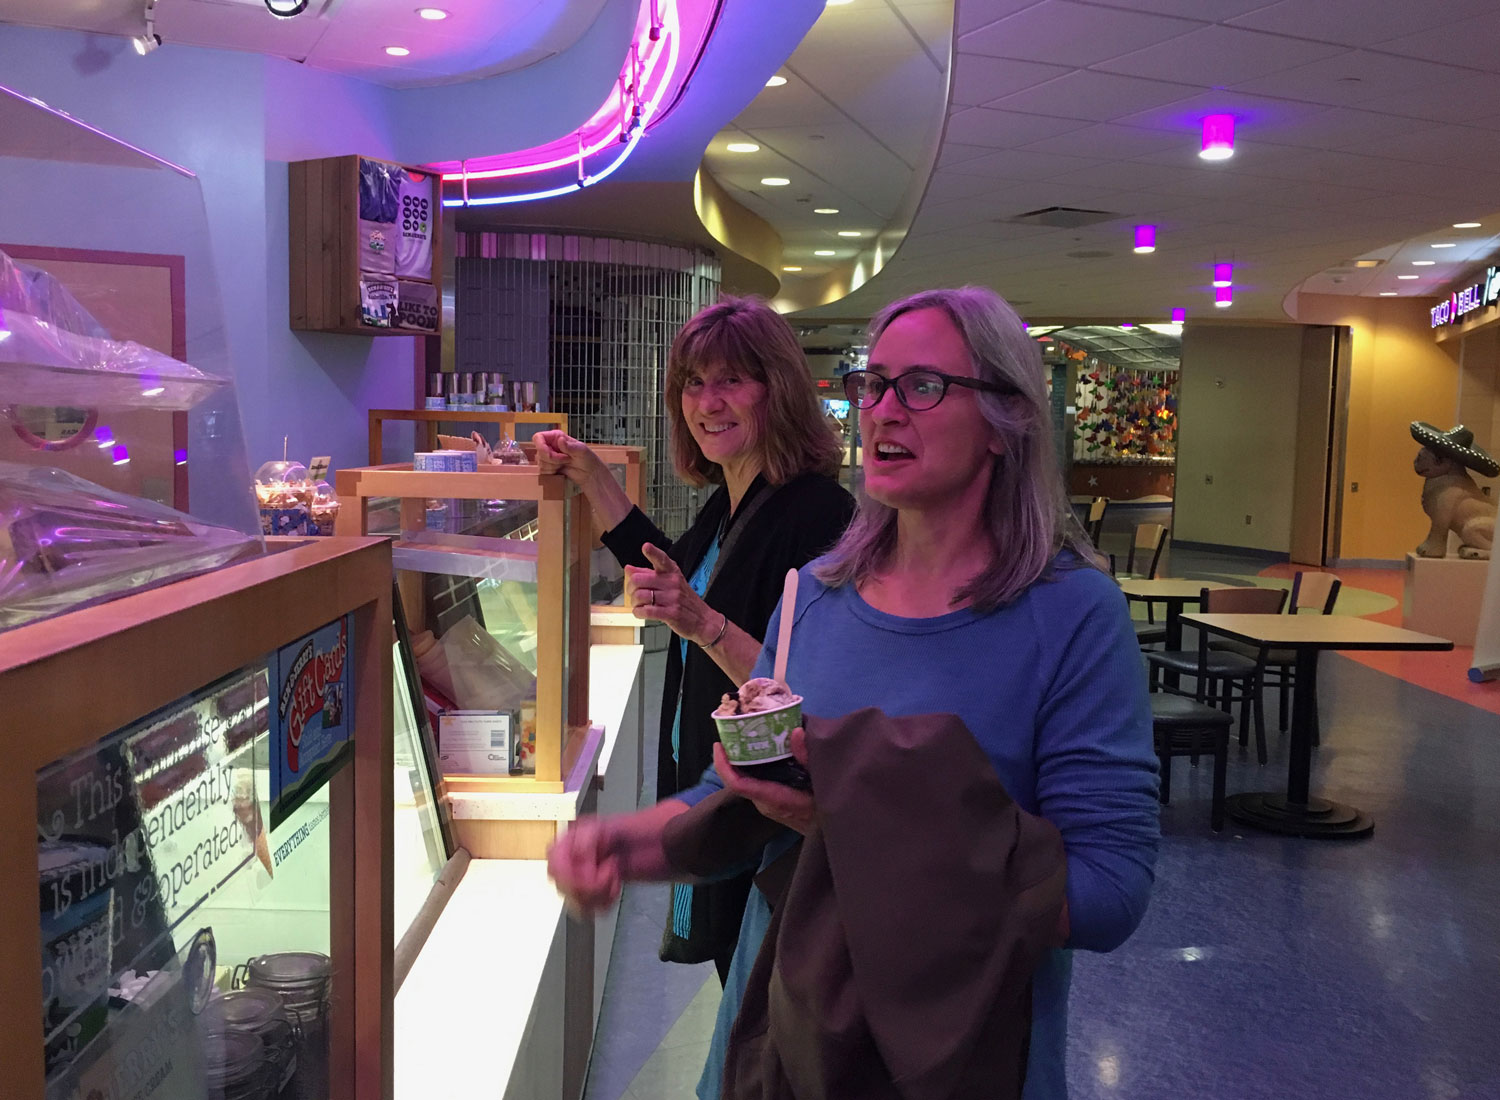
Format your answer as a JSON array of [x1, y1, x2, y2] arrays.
[[385, 46, 410, 56], [782, 266, 802, 272], [1412, 260, 1436, 266], [1431, 242, 1456, 248], [814, 207, 839, 215], [1353, 259, 1380, 268], [1397, 274, 1420, 280], [1453, 222, 1482, 229], [1199, 114, 1234, 161], [814, 249, 836, 256], [837, 230, 862, 237], [1379, 291, 1398, 296], [726, 142, 760, 153], [416, 7, 448, 19], [765, 75, 788, 87], [760, 177, 790, 186]]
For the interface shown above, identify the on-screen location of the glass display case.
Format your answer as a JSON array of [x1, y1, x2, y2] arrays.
[[334, 463, 593, 793], [1, 536, 395, 1100], [0, 85, 263, 632]]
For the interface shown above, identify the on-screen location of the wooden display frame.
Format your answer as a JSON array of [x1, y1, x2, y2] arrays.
[[334, 464, 594, 794], [289, 155, 442, 336], [0, 537, 395, 1100], [368, 408, 569, 464]]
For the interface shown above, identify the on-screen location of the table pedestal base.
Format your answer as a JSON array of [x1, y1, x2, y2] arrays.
[[1225, 793, 1373, 839]]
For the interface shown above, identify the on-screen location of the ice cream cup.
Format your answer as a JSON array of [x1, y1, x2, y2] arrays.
[[714, 696, 803, 767]]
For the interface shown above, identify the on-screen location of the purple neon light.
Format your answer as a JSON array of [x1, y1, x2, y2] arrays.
[[444, 10, 680, 207], [438, 0, 685, 201], [1171, 307, 1186, 323], [1200, 114, 1234, 160]]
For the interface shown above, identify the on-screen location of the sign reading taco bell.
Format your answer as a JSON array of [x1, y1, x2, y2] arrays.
[[1432, 266, 1500, 328], [270, 616, 354, 830]]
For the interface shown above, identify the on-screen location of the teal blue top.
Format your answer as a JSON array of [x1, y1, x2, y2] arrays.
[[677, 553, 1160, 1100]]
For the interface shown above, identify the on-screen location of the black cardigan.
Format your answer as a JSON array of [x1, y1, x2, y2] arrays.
[[600, 472, 854, 960]]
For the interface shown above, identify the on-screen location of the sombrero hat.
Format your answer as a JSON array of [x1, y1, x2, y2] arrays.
[[1410, 422, 1500, 478]]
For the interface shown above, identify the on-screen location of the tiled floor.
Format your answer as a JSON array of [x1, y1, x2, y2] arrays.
[[584, 552, 1500, 1100]]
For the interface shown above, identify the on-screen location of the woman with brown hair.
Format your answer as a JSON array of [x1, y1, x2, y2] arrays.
[[533, 295, 853, 982]]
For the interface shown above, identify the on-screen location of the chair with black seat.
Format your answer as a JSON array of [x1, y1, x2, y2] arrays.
[[1150, 693, 1235, 831], [1110, 522, 1168, 580], [1212, 571, 1341, 739], [1146, 585, 1287, 764]]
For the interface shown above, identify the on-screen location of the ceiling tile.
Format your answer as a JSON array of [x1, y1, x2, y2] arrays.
[[1018, 122, 1188, 159], [987, 70, 1199, 121], [1231, 51, 1472, 107], [1361, 124, 1500, 172], [941, 147, 1109, 180], [1373, 14, 1500, 75], [955, 0, 1048, 36], [920, 171, 1011, 204], [1225, 0, 1495, 48], [950, 56, 1072, 108], [1094, 25, 1347, 86], [1252, 107, 1433, 152], [1110, 89, 1328, 136], [958, 0, 1200, 67], [1083, 0, 1276, 17], [938, 142, 1006, 167], [1357, 73, 1500, 124], [943, 106, 1091, 147]]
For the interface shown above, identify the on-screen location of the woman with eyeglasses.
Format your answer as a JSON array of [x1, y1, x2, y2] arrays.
[[534, 296, 854, 983], [549, 286, 1157, 1099]]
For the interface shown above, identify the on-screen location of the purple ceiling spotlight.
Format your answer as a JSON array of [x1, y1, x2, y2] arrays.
[[1171, 307, 1186, 323], [1214, 286, 1233, 309], [94, 425, 115, 448], [1200, 114, 1235, 160], [1212, 262, 1233, 288], [111, 444, 130, 465], [1133, 224, 1156, 254], [1120, 322, 1135, 330], [174, 448, 188, 466]]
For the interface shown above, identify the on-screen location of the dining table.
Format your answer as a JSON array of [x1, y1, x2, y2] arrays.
[[1117, 578, 1232, 652], [1180, 612, 1452, 839]]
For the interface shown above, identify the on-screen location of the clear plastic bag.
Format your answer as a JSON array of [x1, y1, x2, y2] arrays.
[[0, 462, 259, 630]]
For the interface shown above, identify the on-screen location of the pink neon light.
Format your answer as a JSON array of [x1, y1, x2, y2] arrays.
[[1200, 114, 1234, 160], [435, 0, 682, 184]]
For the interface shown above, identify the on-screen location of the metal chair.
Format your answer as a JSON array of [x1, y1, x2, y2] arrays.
[[1151, 694, 1234, 831], [1147, 585, 1287, 764], [1086, 496, 1108, 544]]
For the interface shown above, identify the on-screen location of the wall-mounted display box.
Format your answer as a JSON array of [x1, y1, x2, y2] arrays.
[[289, 155, 442, 336], [0, 537, 396, 1100]]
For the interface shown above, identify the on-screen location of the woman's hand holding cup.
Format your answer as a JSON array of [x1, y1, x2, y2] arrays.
[[715, 730, 816, 835]]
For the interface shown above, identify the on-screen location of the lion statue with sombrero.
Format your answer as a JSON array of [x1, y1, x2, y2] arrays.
[[1411, 422, 1496, 560]]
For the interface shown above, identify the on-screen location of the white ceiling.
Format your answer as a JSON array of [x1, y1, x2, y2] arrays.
[[0, 0, 609, 88], [712, 0, 1500, 322], [701, 0, 950, 282]]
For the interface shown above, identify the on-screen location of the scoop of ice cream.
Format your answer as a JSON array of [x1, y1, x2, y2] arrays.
[[716, 677, 796, 716]]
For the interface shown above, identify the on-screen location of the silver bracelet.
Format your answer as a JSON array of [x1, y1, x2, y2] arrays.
[[702, 612, 730, 649]]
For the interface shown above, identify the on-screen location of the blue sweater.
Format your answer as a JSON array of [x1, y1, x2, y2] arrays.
[[680, 554, 1160, 1100]]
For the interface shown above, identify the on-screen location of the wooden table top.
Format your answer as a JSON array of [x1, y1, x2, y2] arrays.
[[1181, 613, 1454, 651], [1118, 578, 1233, 601]]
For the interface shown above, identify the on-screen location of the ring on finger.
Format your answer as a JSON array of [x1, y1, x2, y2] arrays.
[[646, 590, 654, 606]]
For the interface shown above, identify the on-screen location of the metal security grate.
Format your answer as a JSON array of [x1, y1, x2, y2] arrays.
[[455, 232, 720, 538]]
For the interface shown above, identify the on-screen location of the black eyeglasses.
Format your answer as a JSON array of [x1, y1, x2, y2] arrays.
[[842, 369, 1016, 412]]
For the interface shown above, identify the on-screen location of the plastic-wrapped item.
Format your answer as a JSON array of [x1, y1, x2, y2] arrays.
[[436, 614, 536, 712], [0, 462, 259, 630]]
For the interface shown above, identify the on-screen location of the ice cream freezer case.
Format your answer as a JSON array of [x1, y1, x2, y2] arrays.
[[0, 536, 396, 1100]]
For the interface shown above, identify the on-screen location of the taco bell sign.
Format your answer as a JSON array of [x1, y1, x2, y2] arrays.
[[1432, 266, 1500, 328]]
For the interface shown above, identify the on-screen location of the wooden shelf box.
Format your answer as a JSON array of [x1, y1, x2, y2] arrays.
[[289, 154, 442, 336]]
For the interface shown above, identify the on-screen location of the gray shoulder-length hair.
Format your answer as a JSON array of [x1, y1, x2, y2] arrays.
[[813, 285, 1099, 611]]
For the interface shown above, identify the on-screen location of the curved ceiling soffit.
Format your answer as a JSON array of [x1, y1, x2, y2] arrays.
[[425, 0, 720, 208], [772, 3, 955, 317]]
